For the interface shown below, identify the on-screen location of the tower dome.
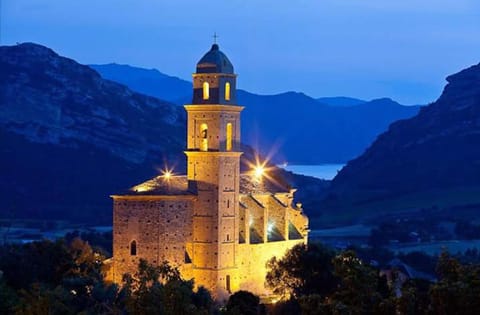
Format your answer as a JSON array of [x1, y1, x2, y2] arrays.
[[196, 44, 234, 74]]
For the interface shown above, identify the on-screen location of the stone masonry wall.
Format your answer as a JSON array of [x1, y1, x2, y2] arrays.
[[186, 109, 240, 151], [112, 197, 194, 283], [237, 240, 305, 296]]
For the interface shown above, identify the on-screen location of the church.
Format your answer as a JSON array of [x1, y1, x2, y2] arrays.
[[108, 43, 309, 298]]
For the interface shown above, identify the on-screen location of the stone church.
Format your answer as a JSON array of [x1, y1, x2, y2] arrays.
[[109, 43, 309, 298]]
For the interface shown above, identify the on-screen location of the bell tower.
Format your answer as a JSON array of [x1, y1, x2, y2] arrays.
[[185, 42, 243, 296]]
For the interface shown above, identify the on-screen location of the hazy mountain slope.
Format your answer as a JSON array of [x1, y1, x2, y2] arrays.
[[92, 63, 420, 164], [238, 90, 420, 164], [316, 96, 366, 107], [89, 63, 191, 104], [320, 63, 480, 225]]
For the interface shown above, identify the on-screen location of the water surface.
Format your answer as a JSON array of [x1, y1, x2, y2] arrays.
[[279, 164, 345, 180]]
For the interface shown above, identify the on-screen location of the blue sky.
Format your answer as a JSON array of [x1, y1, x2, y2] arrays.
[[2, 0, 480, 104]]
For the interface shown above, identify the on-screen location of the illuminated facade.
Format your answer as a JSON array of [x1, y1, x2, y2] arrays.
[[109, 43, 309, 299]]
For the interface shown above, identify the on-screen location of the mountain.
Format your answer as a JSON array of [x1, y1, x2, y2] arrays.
[[238, 91, 420, 164], [321, 63, 480, 225], [0, 43, 186, 223], [0, 43, 327, 224], [316, 96, 366, 107], [91, 64, 421, 164], [89, 63, 191, 104]]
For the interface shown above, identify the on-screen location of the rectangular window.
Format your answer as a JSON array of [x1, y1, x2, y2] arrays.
[[226, 123, 232, 151], [203, 82, 209, 100], [225, 82, 231, 101], [226, 275, 231, 293]]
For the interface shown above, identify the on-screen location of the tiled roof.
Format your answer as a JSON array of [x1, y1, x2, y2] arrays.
[[124, 175, 196, 196], [121, 172, 291, 197], [196, 44, 234, 74], [239, 174, 291, 194]]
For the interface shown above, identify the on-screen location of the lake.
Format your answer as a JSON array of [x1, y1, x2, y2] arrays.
[[279, 164, 345, 180]]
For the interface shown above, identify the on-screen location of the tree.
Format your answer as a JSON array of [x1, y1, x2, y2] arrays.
[[327, 251, 395, 315], [0, 272, 18, 314], [0, 240, 72, 290], [429, 252, 480, 315], [265, 243, 338, 300], [396, 279, 431, 315], [1, 238, 125, 314], [297, 294, 330, 315], [225, 290, 263, 315], [15, 283, 75, 315], [121, 259, 212, 315], [267, 299, 301, 315]]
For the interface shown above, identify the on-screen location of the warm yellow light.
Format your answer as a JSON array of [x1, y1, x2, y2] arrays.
[[200, 123, 208, 151], [247, 155, 280, 187], [162, 169, 173, 180], [226, 123, 232, 151], [133, 183, 152, 192], [225, 82, 231, 101], [203, 82, 209, 100], [254, 165, 265, 179]]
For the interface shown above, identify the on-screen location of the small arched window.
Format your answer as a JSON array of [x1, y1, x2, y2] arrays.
[[130, 240, 137, 256], [203, 82, 209, 100], [226, 123, 232, 151], [225, 82, 231, 101], [200, 123, 208, 151]]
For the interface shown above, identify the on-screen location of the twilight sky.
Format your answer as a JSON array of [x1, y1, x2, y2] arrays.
[[2, 0, 480, 104]]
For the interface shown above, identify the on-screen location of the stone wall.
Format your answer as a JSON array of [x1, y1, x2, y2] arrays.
[[192, 73, 237, 105], [185, 105, 242, 151], [112, 196, 194, 283], [241, 195, 266, 243], [288, 204, 309, 240], [110, 189, 308, 298], [237, 240, 305, 296], [238, 191, 308, 244]]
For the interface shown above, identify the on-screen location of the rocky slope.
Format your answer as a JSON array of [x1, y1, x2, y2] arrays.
[[0, 43, 186, 222], [0, 43, 186, 164], [323, 63, 480, 223]]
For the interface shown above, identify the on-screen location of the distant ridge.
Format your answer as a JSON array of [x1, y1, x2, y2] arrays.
[[317, 96, 366, 107], [238, 91, 420, 164], [89, 63, 191, 104], [92, 64, 421, 164]]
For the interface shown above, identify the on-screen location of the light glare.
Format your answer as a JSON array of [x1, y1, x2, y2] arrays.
[[162, 167, 174, 180], [267, 222, 274, 234], [254, 165, 265, 179]]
